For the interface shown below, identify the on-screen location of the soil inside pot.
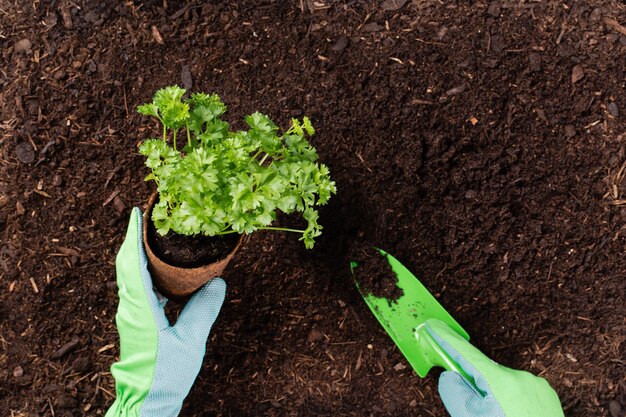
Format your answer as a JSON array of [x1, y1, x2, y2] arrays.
[[352, 244, 403, 301], [146, 215, 241, 268]]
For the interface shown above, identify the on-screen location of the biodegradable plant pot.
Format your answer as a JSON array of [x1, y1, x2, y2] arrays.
[[143, 193, 242, 301]]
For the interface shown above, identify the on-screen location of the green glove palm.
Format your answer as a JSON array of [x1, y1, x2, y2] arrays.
[[424, 319, 564, 417], [106, 208, 226, 417]]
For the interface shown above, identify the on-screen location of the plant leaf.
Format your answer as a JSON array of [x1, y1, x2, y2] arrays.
[[137, 87, 336, 248]]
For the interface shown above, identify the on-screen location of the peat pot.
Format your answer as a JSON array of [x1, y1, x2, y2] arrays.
[[142, 192, 242, 301]]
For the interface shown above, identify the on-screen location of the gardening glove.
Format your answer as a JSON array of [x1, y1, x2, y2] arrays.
[[106, 208, 226, 417], [424, 319, 564, 417]]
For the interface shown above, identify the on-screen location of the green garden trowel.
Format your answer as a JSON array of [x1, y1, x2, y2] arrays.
[[350, 249, 483, 394]]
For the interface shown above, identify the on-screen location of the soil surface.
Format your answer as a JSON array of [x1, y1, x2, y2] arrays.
[[1, 1, 625, 417]]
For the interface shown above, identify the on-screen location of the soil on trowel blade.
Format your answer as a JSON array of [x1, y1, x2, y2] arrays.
[[147, 215, 240, 268], [352, 244, 403, 301]]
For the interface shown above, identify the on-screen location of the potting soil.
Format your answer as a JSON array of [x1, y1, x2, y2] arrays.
[[1, 2, 625, 416]]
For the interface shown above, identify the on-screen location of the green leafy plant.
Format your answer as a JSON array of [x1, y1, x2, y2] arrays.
[[137, 86, 336, 249]]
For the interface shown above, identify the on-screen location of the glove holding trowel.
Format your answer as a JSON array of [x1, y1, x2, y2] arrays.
[[351, 249, 564, 417]]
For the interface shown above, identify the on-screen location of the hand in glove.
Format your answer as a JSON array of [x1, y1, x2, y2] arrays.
[[424, 319, 564, 417], [106, 208, 226, 417]]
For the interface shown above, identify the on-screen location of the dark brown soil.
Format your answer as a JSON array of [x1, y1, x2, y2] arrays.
[[351, 245, 403, 301], [1, 1, 625, 417]]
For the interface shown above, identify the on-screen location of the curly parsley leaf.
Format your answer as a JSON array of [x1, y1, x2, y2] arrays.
[[137, 86, 336, 248]]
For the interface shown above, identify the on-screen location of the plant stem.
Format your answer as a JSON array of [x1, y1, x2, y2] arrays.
[[258, 226, 305, 233], [173, 129, 177, 150], [259, 153, 269, 165], [215, 230, 239, 235], [186, 123, 191, 147], [162, 125, 167, 142], [214, 226, 305, 236]]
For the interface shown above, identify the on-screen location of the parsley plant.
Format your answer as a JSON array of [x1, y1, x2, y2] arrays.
[[137, 86, 336, 249]]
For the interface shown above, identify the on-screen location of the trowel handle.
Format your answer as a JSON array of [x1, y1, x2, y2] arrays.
[[415, 324, 486, 396]]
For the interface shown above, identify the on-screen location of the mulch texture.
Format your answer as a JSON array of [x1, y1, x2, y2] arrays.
[[1, 1, 625, 416]]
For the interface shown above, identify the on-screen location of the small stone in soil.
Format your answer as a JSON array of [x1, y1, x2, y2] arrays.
[[15, 142, 35, 164], [609, 400, 622, 417], [571, 65, 585, 84], [307, 328, 323, 343], [53, 69, 67, 80], [14, 39, 32, 53], [437, 26, 449, 40], [113, 196, 126, 214], [380, 0, 408, 11], [393, 362, 406, 371], [528, 52, 541, 72], [490, 34, 506, 53], [331, 36, 349, 52], [380, 349, 387, 360], [487, 1, 501, 17], [42, 383, 62, 394], [446, 85, 465, 96], [386, 402, 397, 413], [27, 101, 39, 116], [607, 102, 619, 117], [557, 42, 576, 58], [70, 356, 90, 373], [44, 13, 57, 27], [83, 10, 99, 24], [564, 125, 576, 138], [13, 366, 24, 378], [361, 22, 383, 33], [55, 394, 77, 409], [181, 65, 193, 90]]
